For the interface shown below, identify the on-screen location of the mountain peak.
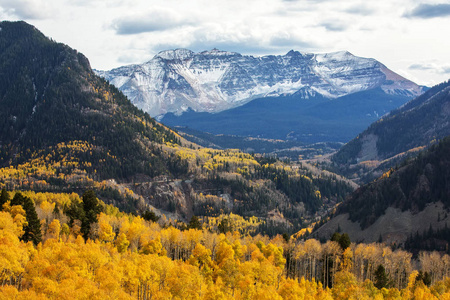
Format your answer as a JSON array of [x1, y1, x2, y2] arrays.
[[199, 48, 241, 57], [155, 48, 194, 61], [286, 50, 303, 57], [314, 50, 356, 62]]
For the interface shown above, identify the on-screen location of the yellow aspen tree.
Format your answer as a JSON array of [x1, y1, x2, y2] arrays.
[[332, 271, 360, 300], [214, 240, 240, 296], [278, 278, 307, 300], [124, 217, 147, 250], [189, 243, 214, 281], [97, 215, 115, 243], [168, 262, 204, 299], [0, 210, 26, 238], [403, 270, 419, 299], [341, 247, 353, 272], [79, 240, 110, 279], [140, 238, 165, 256], [304, 239, 322, 282], [47, 219, 61, 240], [60, 223, 70, 241], [115, 232, 130, 253], [39, 200, 55, 223], [0, 226, 30, 289], [71, 219, 82, 237]]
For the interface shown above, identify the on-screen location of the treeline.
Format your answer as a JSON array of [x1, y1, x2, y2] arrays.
[[405, 223, 450, 255], [1, 189, 450, 299]]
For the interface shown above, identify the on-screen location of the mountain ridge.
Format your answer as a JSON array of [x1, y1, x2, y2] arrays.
[[315, 136, 450, 247], [96, 48, 425, 119], [0, 21, 182, 180], [331, 80, 450, 182]]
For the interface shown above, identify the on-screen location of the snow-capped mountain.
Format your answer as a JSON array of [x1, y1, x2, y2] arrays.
[[96, 48, 424, 118]]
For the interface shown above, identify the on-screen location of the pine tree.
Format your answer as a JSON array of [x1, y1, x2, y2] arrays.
[[374, 264, 390, 289], [22, 195, 42, 245], [10, 192, 23, 206], [0, 188, 9, 210], [11, 192, 42, 245], [416, 271, 432, 286], [338, 233, 351, 250], [142, 210, 160, 222], [188, 215, 202, 230], [81, 190, 102, 239], [331, 232, 351, 250]]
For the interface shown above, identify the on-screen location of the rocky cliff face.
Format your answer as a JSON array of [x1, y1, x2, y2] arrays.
[[96, 49, 424, 118]]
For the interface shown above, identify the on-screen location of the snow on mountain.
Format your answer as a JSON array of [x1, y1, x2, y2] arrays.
[[96, 49, 424, 118]]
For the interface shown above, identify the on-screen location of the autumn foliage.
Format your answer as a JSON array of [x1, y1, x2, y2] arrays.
[[0, 190, 449, 299]]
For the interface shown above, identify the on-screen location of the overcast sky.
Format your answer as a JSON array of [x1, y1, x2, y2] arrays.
[[1, 0, 449, 86]]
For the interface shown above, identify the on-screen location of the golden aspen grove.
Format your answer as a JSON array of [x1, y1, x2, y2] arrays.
[[0, 190, 449, 299]]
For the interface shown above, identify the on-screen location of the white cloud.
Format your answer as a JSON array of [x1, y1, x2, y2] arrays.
[[0, 0, 55, 19], [344, 4, 377, 16], [111, 8, 195, 34], [319, 20, 349, 32], [404, 3, 450, 19], [409, 62, 450, 75]]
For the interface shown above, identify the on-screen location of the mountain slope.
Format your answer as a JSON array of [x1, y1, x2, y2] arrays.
[[332, 80, 450, 181], [315, 136, 450, 246], [0, 21, 354, 232], [97, 48, 424, 119], [0, 21, 182, 181]]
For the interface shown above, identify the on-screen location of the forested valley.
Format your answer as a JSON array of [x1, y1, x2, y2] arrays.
[[1, 20, 450, 299]]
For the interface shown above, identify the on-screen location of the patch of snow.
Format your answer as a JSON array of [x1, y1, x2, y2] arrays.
[[156, 49, 194, 61]]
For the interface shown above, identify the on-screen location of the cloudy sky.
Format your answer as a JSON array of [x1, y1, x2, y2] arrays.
[[1, 0, 449, 86]]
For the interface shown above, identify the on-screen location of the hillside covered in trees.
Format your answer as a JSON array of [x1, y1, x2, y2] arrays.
[[314, 136, 450, 249], [0, 21, 184, 180], [339, 136, 450, 229], [1, 189, 450, 299], [331, 80, 450, 183]]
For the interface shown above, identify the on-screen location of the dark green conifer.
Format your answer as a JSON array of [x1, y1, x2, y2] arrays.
[[11, 192, 42, 245], [81, 190, 102, 239], [188, 215, 202, 230], [338, 233, 351, 250], [0, 188, 9, 210], [142, 209, 160, 222], [416, 271, 432, 287], [374, 264, 390, 289], [21, 195, 42, 245]]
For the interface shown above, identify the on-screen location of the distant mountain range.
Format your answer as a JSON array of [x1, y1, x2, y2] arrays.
[[97, 49, 425, 142]]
